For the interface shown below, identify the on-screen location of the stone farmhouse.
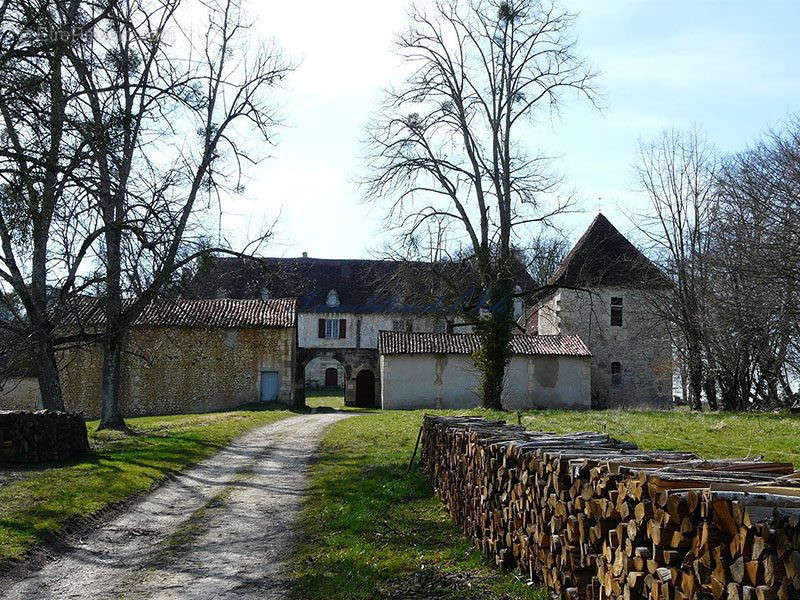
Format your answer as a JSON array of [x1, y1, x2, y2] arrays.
[[0, 216, 672, 416], [188, 256, 536, 408]]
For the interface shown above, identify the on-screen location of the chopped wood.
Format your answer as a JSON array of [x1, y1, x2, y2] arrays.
[[420, 416, 800, 600]]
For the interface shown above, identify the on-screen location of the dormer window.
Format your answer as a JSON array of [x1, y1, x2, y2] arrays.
[[610, 297, 623, 327], [260, 286, 271, 301], [326, 289, 340, 308], [512, 285, 524, 320]]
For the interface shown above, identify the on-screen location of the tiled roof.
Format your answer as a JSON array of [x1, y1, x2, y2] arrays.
[[548, 214, 667, 288], [65, 298, 296, 329], [378, 331, 591, 357], [186, 256, 536, 314]]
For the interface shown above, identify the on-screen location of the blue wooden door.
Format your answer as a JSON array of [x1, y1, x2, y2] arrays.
[[260, 371, 279, 402]]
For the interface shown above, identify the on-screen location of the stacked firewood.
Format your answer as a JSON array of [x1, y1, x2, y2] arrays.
[[420, 416, 800, 600]]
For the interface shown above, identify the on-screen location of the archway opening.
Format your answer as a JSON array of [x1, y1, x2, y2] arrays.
[[304, 356, 346, 408], [355, 369, 376, 408]]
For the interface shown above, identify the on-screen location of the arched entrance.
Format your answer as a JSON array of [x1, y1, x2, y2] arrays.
[[296, 348, 380, 408], [303, 356, 346, 407], [355, 369, 376, 408]]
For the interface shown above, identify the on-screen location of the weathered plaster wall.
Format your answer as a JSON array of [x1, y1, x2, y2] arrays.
[[60, 326, 296, 419], [536, 287, 672, 408], [503, 356, 591, 410], [0, 377, 42, 411], [380, 354, 480, 410], [297, 312, 473, 349], [380, 354, 590, 410]]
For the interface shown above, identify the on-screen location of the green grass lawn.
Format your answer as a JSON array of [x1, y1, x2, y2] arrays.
[[305, 388, 346, 409], [292, 399, 547, 600], [521, 409, 800, 467], [0, 404, 293, 564], [293, 398, 800, 599]]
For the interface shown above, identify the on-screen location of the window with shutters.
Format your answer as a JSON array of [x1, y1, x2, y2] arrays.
[[611, 361, 622, 385], [324, 319, 339, 339], [610, 297, 623, 327]]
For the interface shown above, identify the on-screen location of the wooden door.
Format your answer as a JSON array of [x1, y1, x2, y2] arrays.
[[355, 370, 375, 407], [325, 367, 338, 387], [260, 371, 279, 402]]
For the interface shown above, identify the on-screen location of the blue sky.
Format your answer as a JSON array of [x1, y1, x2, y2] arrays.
[[225, 0, 800, 258]]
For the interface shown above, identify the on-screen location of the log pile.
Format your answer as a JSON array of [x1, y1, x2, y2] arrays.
[[0, 410, 89, 463], [420, 416, 800, 600]]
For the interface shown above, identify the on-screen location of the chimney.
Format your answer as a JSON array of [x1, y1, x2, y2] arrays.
[[302, 252, 308, 258]]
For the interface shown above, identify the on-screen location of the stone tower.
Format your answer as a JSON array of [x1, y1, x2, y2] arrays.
[[529, 214, 672, 408]]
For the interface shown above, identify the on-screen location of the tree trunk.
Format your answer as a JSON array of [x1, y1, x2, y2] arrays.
[[687, 340, 703, 411], [704, 373, 718, 411], [680, 361, 689, 405], [97, 333, 125, 430], [32, 333, 64, 411], [479, 317, 511, 410], [98, 217, 126, 431], [475, 263, 514, 411]]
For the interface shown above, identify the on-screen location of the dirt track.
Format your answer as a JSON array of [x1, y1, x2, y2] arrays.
[[1, 412, 352, 600]]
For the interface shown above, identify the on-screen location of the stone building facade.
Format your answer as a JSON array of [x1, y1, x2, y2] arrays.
[[535, 287, 671, 408], [57, 298, 297, 419], [191, 256, 533, 407], [304, 356, 346, 388], [526, 214, 672, 408]]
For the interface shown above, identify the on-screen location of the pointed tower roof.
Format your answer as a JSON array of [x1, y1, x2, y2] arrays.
[[548, 214, 666, 288]]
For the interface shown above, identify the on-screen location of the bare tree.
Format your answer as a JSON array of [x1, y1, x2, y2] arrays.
[[66, 0, 292, 429], [364, 0, 598, 409], [0, 0, 108, 410], [712, 118, 800, 409], [635, 128, 718, 411]]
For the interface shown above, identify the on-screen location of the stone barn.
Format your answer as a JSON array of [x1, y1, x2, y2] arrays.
[[378, 331, 592, 410], [56, 298, 298, 418]]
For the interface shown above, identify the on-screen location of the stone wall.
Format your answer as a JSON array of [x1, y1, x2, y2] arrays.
[[0, 410, 89, 463], [60, 325, 296, 419], [297, 347, 379, 407], [304, 356, 345, 388], [536, 286, 672, 408]]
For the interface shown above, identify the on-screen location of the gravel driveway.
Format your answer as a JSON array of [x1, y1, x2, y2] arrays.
[[1, 412, 353, 599]]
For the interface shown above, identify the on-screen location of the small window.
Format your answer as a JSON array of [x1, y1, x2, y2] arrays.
[[326, 289, 340, 307], [325, 319, 339, 339], [392, 319, 412, 332], [611, 362, 622, 385], [434, 320, 448, 333], [610, 297, 623, 327]]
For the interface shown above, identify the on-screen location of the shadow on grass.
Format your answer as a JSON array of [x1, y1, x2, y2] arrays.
[[0, 406, 297, 564]]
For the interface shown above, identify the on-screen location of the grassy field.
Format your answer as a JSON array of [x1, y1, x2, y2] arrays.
[[521, 409, 800, 467], [0, 405, 293, 564], [293, 394, 800, 599], [292, 400, 546, 600]]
